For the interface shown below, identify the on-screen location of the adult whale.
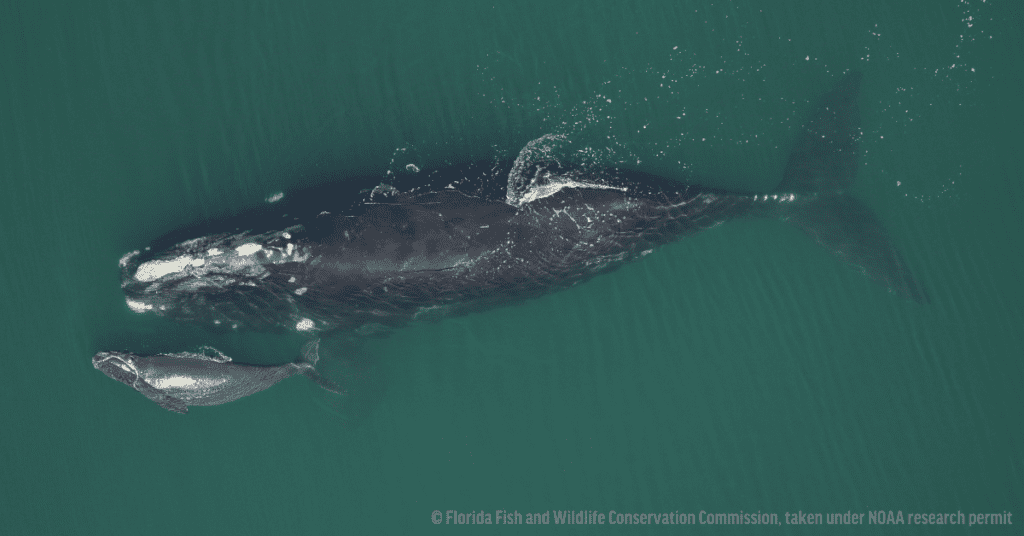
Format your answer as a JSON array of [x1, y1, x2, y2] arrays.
[[98, 72, 926, 410]]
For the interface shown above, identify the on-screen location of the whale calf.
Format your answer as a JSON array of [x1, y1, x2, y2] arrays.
[[93, 341, 335, 413], [97, 71, 926, 410]]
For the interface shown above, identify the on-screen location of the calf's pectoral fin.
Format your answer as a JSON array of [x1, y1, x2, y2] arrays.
[[138, 384, 188, 414]]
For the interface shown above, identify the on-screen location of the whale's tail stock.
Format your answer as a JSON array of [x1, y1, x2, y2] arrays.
[[770, 71, 928, 303]]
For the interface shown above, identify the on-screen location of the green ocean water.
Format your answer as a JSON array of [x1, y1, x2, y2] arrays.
[[1, 0, 1020, 534]]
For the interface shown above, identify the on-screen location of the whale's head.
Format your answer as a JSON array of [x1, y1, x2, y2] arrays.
[[117, 228, 312, 331], [92, 351, 143, 388]]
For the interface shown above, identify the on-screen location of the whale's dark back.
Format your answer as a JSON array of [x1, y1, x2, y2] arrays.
[[117, 71, 925, 338]]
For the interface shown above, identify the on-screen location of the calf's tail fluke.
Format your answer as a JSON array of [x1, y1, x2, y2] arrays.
[[774, 71, 928, 303], [298, 339, 345, 395]]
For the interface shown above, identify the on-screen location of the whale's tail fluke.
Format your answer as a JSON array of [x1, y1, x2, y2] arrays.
[[300, 337, 389, 426], [778, 71, 864, 194], [774, 71, 928, 303], [297, 339, 345, 395]]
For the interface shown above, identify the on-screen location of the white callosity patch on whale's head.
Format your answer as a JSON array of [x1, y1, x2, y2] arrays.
[[134, 256, 206, 282], [128, 228, 310, 289], [234, 243, 263, 256], [125, 298, 154, 313], [120, 226, 312, 330], [92, 351, 143, 389], [119, 250, 141, 268]]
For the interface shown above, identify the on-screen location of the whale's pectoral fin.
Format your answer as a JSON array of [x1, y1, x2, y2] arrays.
[[137, 384, 188, 414], [775, 71, 927, 303], [156, 395, 189, 414]]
